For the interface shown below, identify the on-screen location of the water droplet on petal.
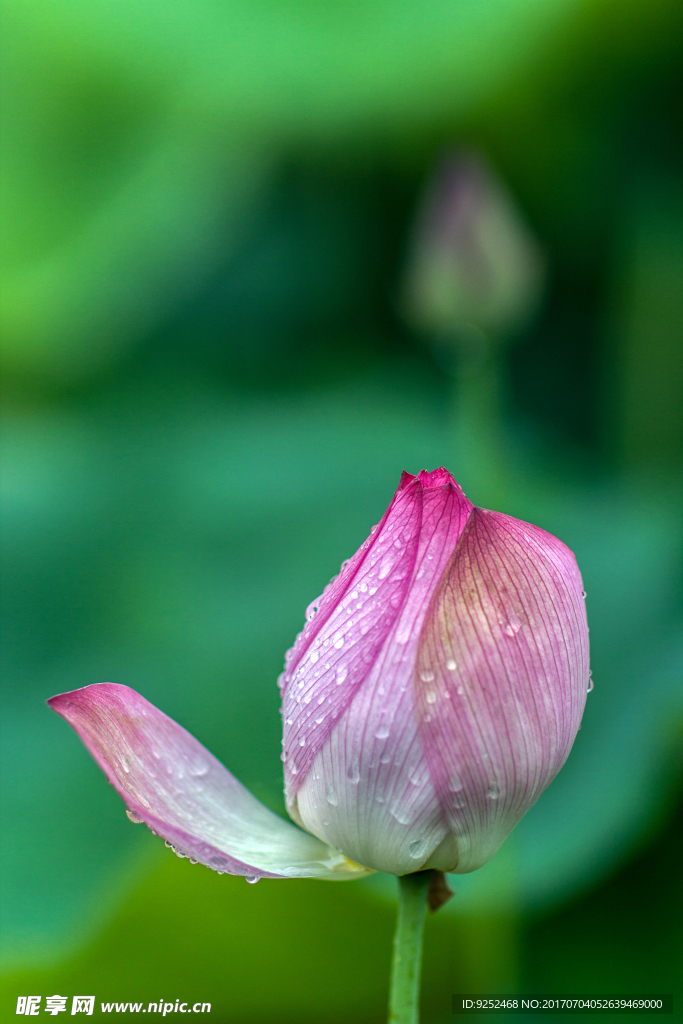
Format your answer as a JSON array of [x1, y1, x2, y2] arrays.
[[503, 614, 521, 638], [336, 665, 348, 685], [587, 677, 594, 692], [309, 651, 319, 664], [487, 782, 499, 800], [425, 690, 437, 705], [347, 759, 360, 784], [245, 875, 260, 884], [374, 725, 390, 740], [420, 669, 435, 683], [326, 783, 338, 806], [409, 837, 429, 859], [390, 801, 415, 825], [164, 840, 175, 851], [126, 808, 144, 824], [446, 658, 457, 671], [409, 763, 430, 787]]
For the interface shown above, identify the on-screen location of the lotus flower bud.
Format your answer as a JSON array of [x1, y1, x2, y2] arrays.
[[403, 152, 545, 340], [49, 468, 588, 883], [281, 468, 589, 875]]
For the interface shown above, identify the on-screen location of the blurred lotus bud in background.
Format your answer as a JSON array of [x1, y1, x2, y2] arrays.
[[402, 151, 546, 507], [402, 151, 546, 351]]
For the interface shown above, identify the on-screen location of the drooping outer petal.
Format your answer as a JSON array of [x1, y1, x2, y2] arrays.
[[415, 508, 590, 873], [48, 684, 369, 880]]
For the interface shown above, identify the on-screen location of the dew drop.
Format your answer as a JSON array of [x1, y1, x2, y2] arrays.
[[189, 760, 209, 778], [189, 858, 198, 865], [175, 850, 187, 859], [587, 677, 594, 693], [425, 690, 437, 705], [126, 808, 144, 824], [299, 736, 306, 747], [503, 614, 521, 638], [309, 651, 319, 664], [390, 801, 415, 825], [374, 725, 390, 740], [347, 759, 360, 784], [326, 783, 338, 806], [245, 875, 260, 885], [582, 590, 587, 599], [409, 837, 429, 860], [164, 840, 175, 851], [487, 782, 499, 800], [334, 637, 344, 649], [409, 763, 429, 787], [446, 658, 457, 672], [375, 791, 385, 804], [420, 669, 435, 683]]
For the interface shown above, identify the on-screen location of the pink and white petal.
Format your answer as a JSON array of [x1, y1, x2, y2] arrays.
[[292, 472, 473, 875], [281, 473, 423, 794], [282, 470, 473, 804], [416, 508, 589, 873], [48, 684, 370, 880]]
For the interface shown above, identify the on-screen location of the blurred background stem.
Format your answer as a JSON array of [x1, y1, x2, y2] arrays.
[[448, 326, 508, 510]]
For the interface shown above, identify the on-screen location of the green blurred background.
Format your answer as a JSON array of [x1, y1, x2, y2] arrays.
[[1, 0, 682, 1019]]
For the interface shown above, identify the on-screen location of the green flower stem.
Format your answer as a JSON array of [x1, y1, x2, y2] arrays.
[[388, 871, 431, 1024]]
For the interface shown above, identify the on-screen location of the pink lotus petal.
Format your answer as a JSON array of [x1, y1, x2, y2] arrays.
[[415, 508, 589, 872], [290, 470, 474, 874], [48, 684, 370, 880]]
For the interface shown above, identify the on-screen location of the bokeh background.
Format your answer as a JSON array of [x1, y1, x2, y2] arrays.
[[1, 0, 682, 1020]]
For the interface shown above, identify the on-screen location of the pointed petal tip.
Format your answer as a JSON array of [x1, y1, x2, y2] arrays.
[[399, 467, 463, 491]]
